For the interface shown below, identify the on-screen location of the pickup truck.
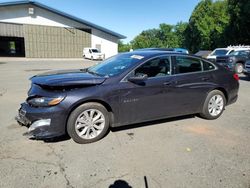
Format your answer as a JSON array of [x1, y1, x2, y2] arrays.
[[216, 50, 250, 73]]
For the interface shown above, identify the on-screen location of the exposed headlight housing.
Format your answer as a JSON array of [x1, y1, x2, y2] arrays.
[[27, 96, 65, 107]]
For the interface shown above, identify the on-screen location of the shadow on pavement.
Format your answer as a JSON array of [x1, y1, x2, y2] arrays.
[[38, 115, 196, 143], [109, 179, 132, 188], [42, 135, 71, 143], [111, 114, 195, 132]]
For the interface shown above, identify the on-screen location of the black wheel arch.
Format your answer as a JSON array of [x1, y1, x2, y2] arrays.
[[209, 87, 228, 104], [235, 61, 245, 65]]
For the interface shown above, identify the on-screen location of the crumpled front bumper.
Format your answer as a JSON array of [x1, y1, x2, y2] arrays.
[[16, 103, 67, 139]]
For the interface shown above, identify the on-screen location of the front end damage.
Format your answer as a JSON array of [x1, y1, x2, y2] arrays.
[[16, 102, 66, 139], [16, 69, 106, 140]]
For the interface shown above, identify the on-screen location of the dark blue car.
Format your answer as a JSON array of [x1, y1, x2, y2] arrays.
[[16, 51, 239, 144]]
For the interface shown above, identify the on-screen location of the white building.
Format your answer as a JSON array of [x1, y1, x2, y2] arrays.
[[0, 1, 126, 58]]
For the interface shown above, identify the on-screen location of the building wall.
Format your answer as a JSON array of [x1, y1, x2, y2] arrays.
[[0, 22, 24, 37], [23, 25, 91, 58], [0, 5, 120, 58], [92, 29, 118, 58], [0, 4, 88, 28]]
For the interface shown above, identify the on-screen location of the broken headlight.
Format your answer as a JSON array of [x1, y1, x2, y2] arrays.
[[27, 96, 64, 107]]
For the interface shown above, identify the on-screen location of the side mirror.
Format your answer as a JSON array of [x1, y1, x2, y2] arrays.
[[128, 74, 148, 83]]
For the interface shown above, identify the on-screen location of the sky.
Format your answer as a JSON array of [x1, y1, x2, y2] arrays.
[[0, 0, 201, 42]]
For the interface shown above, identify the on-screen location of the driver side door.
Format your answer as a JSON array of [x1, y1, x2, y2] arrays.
[[118, 56, 175, 125]]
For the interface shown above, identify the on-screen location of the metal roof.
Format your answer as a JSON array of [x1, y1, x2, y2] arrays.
[[0, 0, 126, 39]]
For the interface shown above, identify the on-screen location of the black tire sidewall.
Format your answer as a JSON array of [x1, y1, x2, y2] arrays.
[[201, 90, 226, 120], [67, 103, 110, 144]]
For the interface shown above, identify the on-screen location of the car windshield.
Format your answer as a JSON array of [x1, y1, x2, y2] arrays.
[[87, 53, 144, 77], [91, 49, 99, 53], [211, 49, 229, 56]]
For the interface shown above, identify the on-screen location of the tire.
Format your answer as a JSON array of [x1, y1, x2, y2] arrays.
[[199, 90, 226, 120], [67, 102, 110, 144], [235, 63, 244, 74], [91, 56, 93, 60]]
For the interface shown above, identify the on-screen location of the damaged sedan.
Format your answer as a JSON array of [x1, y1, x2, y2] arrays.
[[16, 51, 239, 144]]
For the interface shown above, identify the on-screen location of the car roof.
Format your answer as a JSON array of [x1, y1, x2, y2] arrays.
[[121, 50, 198, 59], [213, 48, 229, 50]]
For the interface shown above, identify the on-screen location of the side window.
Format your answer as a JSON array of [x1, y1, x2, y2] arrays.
[[240, 51, 248, 56], [134, 57, 171, 78], [175, 56, 202, 74], [203, 60, 216, 71]]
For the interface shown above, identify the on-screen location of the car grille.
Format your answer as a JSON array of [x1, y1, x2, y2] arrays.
[[245, 63, 250, 71]]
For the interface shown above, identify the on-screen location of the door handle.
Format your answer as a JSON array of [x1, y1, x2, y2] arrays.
[[163, 82, 172, 86], [201, 77, 210, 81], [163, 81, 177, 86]]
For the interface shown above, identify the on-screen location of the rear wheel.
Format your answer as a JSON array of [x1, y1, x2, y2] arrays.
[[199, 90, 226, 120], [67, 103, 110, 144], [235, 63, 244, 74]]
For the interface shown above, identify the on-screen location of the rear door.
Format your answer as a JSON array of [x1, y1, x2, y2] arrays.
[[169, 55, 216, 115]]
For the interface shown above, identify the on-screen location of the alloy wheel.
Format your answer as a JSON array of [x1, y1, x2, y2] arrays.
[[208, 95, 224, 116], [75, 109, 105, 139]]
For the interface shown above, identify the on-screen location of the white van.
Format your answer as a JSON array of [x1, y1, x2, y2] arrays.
[[83, 48, 105, 60]]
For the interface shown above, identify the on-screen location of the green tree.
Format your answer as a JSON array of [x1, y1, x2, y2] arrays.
[[131, 29, 162, 49], [226, 0, 250, 45], [158, 24, 178, 47], [131, 22, 187, 49], [118, 40, 132, 52], [174, 22, 188, 48], [185, 0, 229, 53]]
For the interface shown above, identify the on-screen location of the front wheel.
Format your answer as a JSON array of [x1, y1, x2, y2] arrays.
[[199, 90, 226, 120], [67, 103, 110, 144]]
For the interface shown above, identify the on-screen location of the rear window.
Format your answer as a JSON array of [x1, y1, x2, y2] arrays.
[[175, 56, 202, 74], [203, 60, 216, 71]]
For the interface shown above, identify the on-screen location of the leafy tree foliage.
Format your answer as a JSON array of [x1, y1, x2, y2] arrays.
[[121, 0, 250, 53], [226, 0, 250, 45], [131, 22, 187, 50], [131, 28, 162, 49], [118, 40, 132, 52], [185, 0, 229, 53]]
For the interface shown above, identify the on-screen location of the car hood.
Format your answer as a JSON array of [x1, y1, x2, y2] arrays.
[[30, 69, 106, 87]]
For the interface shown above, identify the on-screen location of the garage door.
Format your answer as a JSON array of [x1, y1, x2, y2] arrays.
[[0, 36, 25, 57]]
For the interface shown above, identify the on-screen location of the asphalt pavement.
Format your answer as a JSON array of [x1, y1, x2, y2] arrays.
[[0, 58, 249, 188]]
